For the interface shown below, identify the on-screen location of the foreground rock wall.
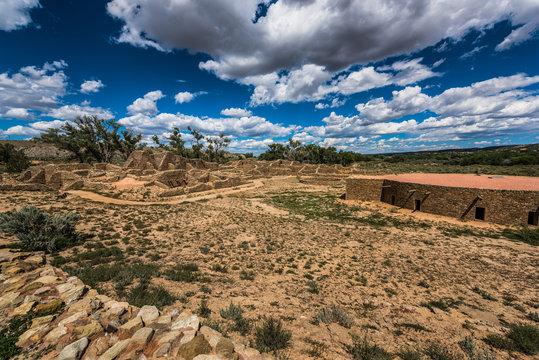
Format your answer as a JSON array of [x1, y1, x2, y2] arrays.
[[0, 248, 268, 360]]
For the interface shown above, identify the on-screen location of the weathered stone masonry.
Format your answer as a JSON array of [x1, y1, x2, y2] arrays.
[[346, 178, 539, 226]]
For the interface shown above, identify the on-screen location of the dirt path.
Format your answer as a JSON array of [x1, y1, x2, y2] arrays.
[[67, 179, 265, 206]]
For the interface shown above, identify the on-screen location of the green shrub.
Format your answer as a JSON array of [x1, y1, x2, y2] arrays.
[[424, 342, 463, 360], [163, 263, 203, 282], [5, 149, 29, 173], [485, 324, 538, 355], [502, 227, 539, 246], [254, 317, 291, 354], [398, 348, 424, 360], [314, 304, 355, 328], [64, 263, 159, 289], [0, 314, 32, 360], [197, 299, 211, 317], [126, 281, 176, 309], [507, 324, 539, 355], [0, 206, 80, 252], [220, 302, 243, 321], [345, 335, 392, 360]]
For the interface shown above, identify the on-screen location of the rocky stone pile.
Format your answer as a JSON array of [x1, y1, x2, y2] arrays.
[[0, 248, 271, 360]]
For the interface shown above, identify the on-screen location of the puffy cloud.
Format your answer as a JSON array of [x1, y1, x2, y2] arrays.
[[80, 79, 105, 94], [126, 90, 164, 115], [108, 0, 539, 81], [0, 61, 68, 115], [302, 73, 539, 143], [0, 0, 40, 31], [118, 112, 294, 138], [228, 138, 276, 153], [355, 86, 430, 124], [221, 108, 252, 118], [0, 120, 64, 138], [4, 108, 34, 120], [246, 58, 439, 106], [174, 91, 195, 104], [46, 104, 114, 121]]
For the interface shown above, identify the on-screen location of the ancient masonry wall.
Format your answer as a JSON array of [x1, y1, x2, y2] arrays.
[[345, 178, 384, 201], [0, 249, 268, 360], [346, 178, 539, 226]]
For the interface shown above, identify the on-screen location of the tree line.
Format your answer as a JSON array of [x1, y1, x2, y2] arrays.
[[258, 139, 374, 165], [2, 115, 537, 173]]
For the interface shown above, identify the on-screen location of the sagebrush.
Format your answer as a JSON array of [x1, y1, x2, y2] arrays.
[[0, 206, 80, 252]]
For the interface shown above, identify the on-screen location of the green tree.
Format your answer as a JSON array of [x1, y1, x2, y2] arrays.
[[167, 127, 186, 156], [206, 133, 231, 163], [6, 150, 30, 173], [187, 126, 205, 159], [39, 116, 141, 163], [0, 144, 30, 173]]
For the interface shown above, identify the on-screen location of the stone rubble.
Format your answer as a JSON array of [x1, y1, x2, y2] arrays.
[[0, 247, 272, 360]]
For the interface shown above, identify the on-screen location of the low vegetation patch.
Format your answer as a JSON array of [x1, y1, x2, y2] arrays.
[[314, 304, 355, 328], [345, 336, 392, 360], [254, 317, 292, 354], [485, 323, 539, 355], [502, 226, 539, 246], [0, 206, 80, 252]]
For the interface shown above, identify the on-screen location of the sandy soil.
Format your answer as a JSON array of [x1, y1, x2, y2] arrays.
[[1, 177, 537, 359], [111, 177, 148, 190], [352, 173, 539, 191]]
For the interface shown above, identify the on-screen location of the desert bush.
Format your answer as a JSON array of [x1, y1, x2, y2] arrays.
[[314, 304, 355, 328], [502, 226, 539, 246], [507, 323, 538, 355], [5, 149, 29, 173], [254, 317, 291, 354], [0, 206, 79, 252], [345, 335, 392, 360], [164, 263, 204, 282], [64, 263, 159, 289], [220, 302, 243, 321], [197, 299, 211, 317], [424, 342, 463, 360], [485, 323, 539, 355], [459, 335, 496, 360], [126, 281, 176, 309], [0, 314, 33, 360], [398, 347, 423, 360]]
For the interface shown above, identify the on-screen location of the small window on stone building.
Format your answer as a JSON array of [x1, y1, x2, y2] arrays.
[[391, 195, 396, 205], [529, 212, 538, 226], [475, 207, 485, 220], [414, 199, 421, 211]]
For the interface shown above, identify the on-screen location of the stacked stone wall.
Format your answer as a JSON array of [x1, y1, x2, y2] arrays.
[[345, 178, 385, 201], [346, 177, 539, 225], [380, 180, 539, 226]]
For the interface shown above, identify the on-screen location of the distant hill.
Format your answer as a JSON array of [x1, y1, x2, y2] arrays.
[[376, 143, 539, 156]]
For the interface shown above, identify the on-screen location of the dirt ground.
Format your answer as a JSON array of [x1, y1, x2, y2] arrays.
[[0, 176, 537, 359]]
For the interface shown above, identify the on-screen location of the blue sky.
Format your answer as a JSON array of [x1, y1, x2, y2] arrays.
[[0, 0, 538, 154]]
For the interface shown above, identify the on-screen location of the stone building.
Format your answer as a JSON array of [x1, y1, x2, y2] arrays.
[[346, 174, 539, 226]]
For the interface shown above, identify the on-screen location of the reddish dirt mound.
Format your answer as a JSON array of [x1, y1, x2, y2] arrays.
[[353, 173, 539, 191], [111, 177, 147, 190]]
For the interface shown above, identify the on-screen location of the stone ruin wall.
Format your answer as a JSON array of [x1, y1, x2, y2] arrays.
[[0, 248, 269, 360], [345, 178, 385, 201], [346, 178, 539, 226]]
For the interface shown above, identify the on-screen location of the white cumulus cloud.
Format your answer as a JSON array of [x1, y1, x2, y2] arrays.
[[80, 79, 105, 94], [127, 90, 165, 115], [220, 108, 252, 118], [0, 0, 40, 31]]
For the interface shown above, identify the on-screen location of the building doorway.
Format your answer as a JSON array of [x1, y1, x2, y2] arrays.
[[475, 207, 485, 220], [414, 199, 421, 211], [391, 195, 396, 205], [528, 211, 538, 226]]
